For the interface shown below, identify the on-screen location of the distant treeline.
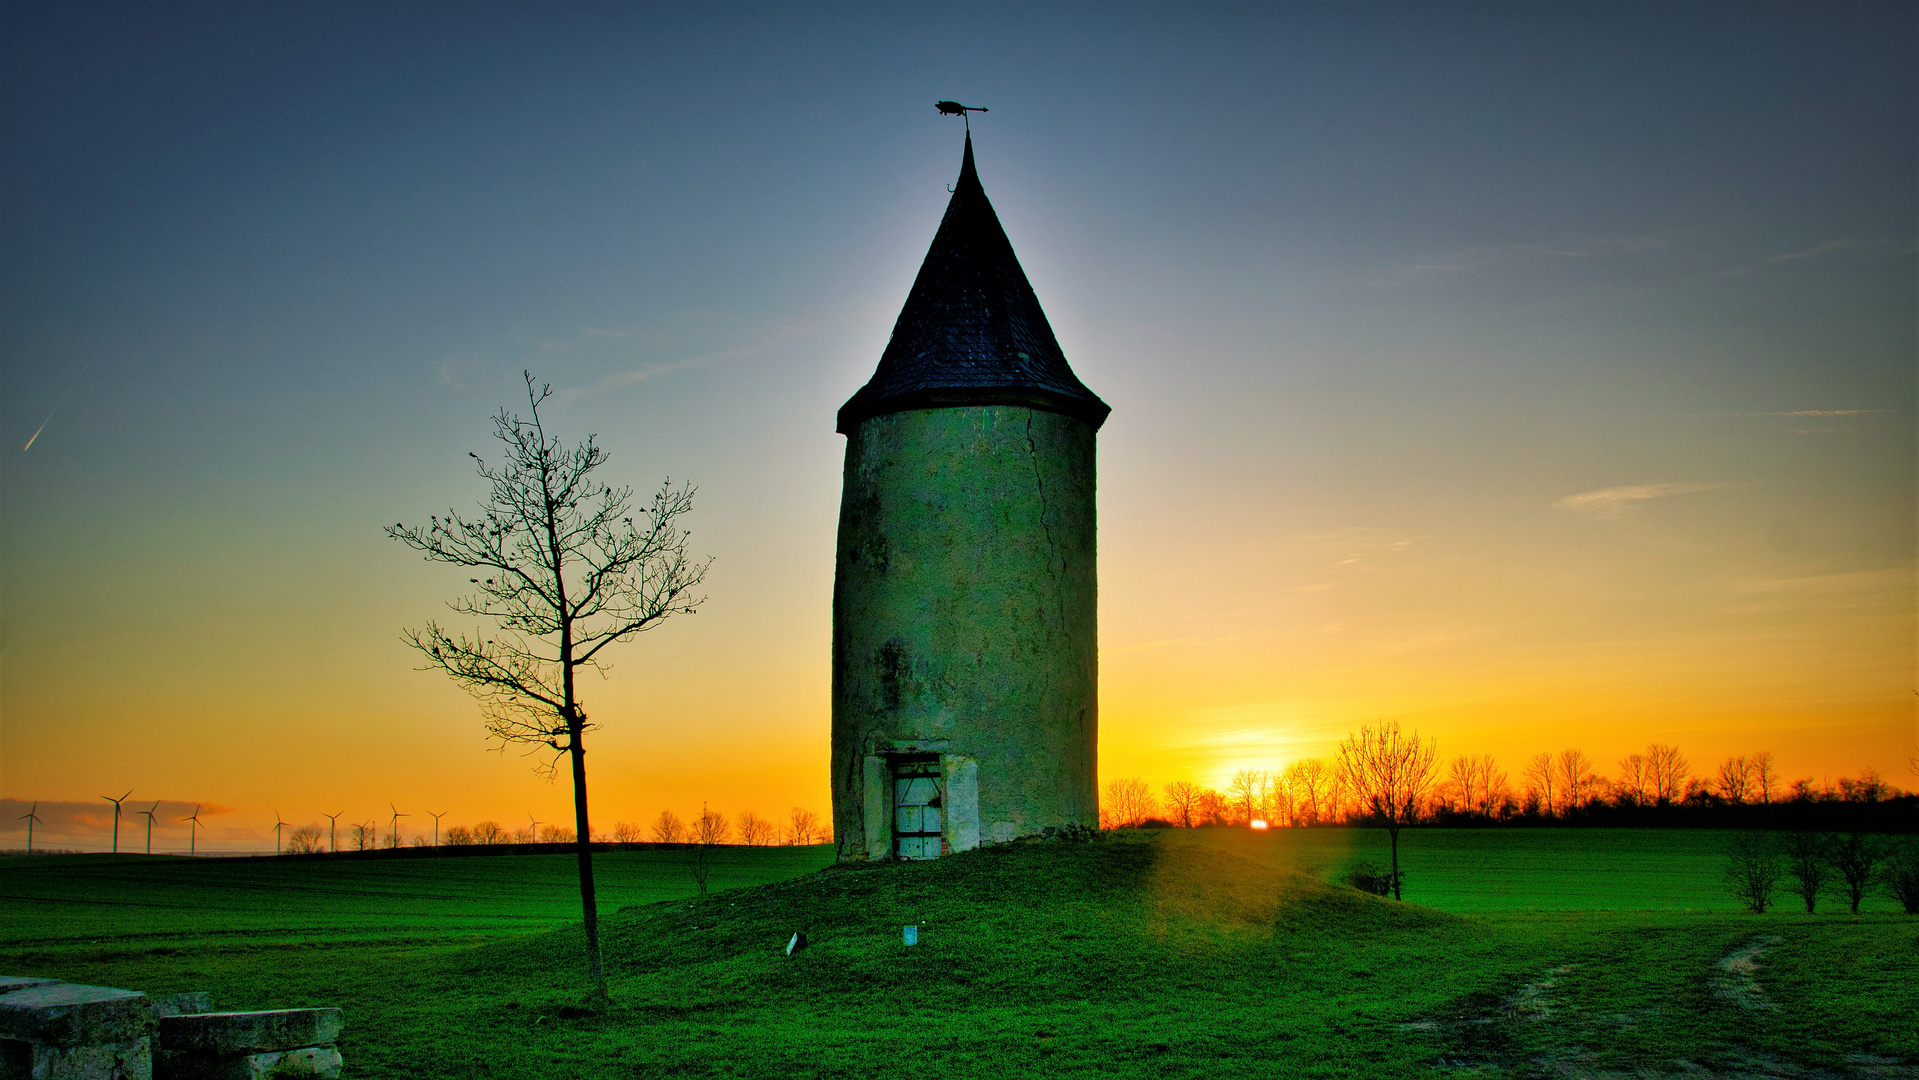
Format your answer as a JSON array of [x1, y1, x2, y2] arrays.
[[276, 806, 832, 855], [1106, 745, 1918, 833]]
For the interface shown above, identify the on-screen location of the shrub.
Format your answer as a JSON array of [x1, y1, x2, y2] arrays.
[[1722, 830, 1781, 914], [1345, 861, 1401, 897], [1882, 837, 1919, 915]]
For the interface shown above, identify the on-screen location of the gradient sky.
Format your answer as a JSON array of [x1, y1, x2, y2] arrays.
[[2, 2, 1912, 851]]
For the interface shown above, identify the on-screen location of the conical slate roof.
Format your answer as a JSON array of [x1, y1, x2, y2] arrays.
[[837, 135, 1109, 434]]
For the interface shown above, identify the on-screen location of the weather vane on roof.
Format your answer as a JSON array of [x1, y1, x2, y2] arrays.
[[935, 100, 988, 133]]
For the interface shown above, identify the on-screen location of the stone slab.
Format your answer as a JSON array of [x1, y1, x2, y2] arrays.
[[0, 977, 57, 996], [151, 995, 212, 1020], [0, 983, 154, 1048], [3, 1034, 153, 1080], [156, 1046, 340, 1080], [155, 1012, 341, 1056]]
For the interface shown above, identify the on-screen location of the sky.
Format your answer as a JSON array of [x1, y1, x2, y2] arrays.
[[2, 1, 1912, 852]]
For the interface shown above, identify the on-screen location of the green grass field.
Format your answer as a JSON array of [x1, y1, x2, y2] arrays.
[[2, 830, 1913, 1078]]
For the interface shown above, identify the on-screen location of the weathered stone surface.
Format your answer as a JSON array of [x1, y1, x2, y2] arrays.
[[150, 996, 212, 1020], [155, 1012, 341, 1056], [0, 983, 154, 1048], [156, 1046, 340, 1080], [832, 405, 1099, 861], [2, 1035, 153, 1080], [0, 978, 56, 996]]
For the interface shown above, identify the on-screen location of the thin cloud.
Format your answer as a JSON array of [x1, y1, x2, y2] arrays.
[[1719, 237, 1896, 276], [1738, 409, 1893, 417], [554, 318, 824, 405], [1553, 482, 1719, 519]]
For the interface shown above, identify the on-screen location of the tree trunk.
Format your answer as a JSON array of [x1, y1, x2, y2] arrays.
[[568, 724, 606, 997], [1388, 824, 1402, 900]]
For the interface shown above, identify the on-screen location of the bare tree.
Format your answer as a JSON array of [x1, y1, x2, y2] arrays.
[[285, 825, 324, 855], [1524, 752, 1558, 817], [1779, 831, 1828, 913], [1554, 750, 1598, 813], [738, 811, 773, 846], [1194, 787, 1228, 827], [690, 804, 728, 895], [1722, 830, 1780, 914], [1161, 781, 1200, 828], [471, 820, 508, 846], [610, 821, 641, 844], [1716, 755, 1753, 804], [786, 807, 821, 846], [387, 372, 709, 999], [1337, 720, 1438, 900], [1883, 836, 1919, 915], [350, 821, 377, 851], [1226, 769, 1266, 826], [1647, 744, 1689, 805], [1614, 752, 1651, 808], [651, 810, 685, 844], [1102, 778, 1156, 828], [1282, 759, 1335, 825], [1826, 832, 1886, 915], [1750, 751, 1779, 804]]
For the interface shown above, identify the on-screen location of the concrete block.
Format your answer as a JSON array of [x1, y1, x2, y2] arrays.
[[0, 983, 154, 1049], [2, 1037, 153, 1080], [156, 1046, 340, 1080], [155, 1012, 341, 1057], [150, 997, 211, 1021]]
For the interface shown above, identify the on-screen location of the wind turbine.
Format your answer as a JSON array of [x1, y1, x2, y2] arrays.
[[19, 803, 42, 853], [322, 810, 344, 853], [427, 810, 448, 847], [527, 812, 542, 844], [273, 813, 289, 855], [182, 805, 204, 855], [137, 802, 159, 855], [388, 803, 409, 849], [101, 791, 132, 853]]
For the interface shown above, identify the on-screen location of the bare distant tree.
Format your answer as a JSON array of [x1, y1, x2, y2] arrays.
[[1337, 720, 1438, 900], [690, 804, 728, 895], [1837, 769, 1891, 803], [1554, 750, 1598, 813], [1883, 837, 1919, 915], [1716, 755, 1753, 804], [539, 824, 576, 844], [1826, 832, 1886, 915], [285, 825, 324, 855], [651, 810, 685, 844], [1282, 759, 1335, 826], [1722, 830, 1781, 914], [1445, 754, 1507, 817], [1524, 752, 1558, 817], [1780, 832, 1829, 913], [471, 820, 508, 846], [786, 807, 821, 846], [1100, 778, 1156, 828], [1750, 751, 1779, 804], [610, 821, 641, 844], [1647, 744, 1689, 805], [1161, 781, 1200, 828], [1195, 787, 1229, 827], [387, 372, 709, 1000], [1226, 769, 1267, 826], [1615, 753, 1651, 808], [738, 811, 773, 846], [350, 822, 377, 851]]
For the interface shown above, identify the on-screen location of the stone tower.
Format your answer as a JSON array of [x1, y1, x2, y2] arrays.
[[831, 135, 1110, 861]]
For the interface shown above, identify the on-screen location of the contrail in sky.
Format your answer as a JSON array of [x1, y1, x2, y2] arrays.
[[21, 365, 89, 451]]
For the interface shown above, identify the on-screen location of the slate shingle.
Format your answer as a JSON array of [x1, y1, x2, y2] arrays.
[[837, 135, 1110, 434]]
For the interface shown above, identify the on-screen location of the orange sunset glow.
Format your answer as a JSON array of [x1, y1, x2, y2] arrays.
[[2, 3, 1912, 854]]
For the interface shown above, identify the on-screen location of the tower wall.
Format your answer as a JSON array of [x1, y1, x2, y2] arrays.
[[831, 404, 1098, 860]]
